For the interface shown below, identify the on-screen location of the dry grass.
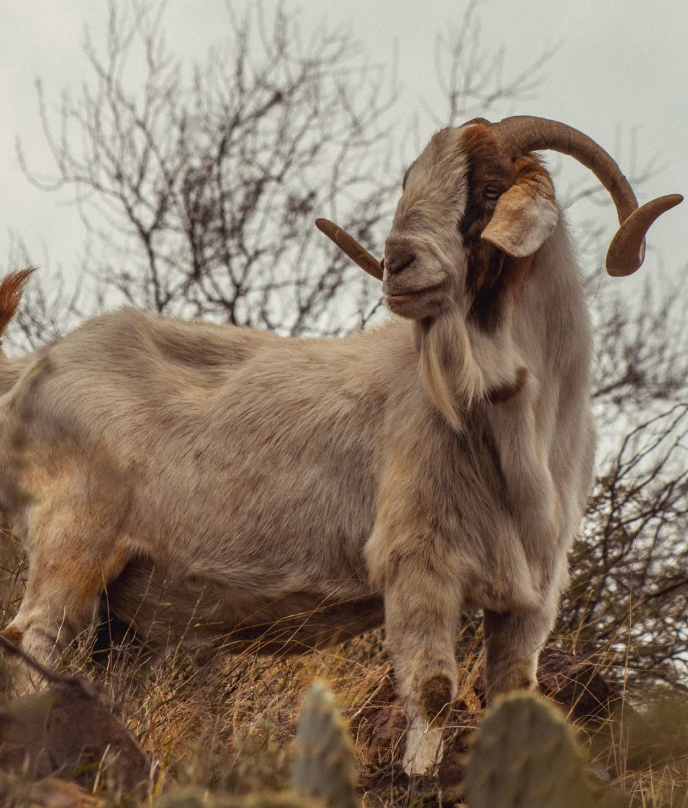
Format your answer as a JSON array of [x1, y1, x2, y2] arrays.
[[3, 539, 688, 807]]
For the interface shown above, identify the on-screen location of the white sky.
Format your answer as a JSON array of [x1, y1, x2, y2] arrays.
[[0, 0, 686, 300]]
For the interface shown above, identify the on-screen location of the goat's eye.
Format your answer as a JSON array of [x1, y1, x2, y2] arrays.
[[484, 184, 502, 201]]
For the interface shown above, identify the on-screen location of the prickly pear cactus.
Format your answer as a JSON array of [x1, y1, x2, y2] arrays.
[[465, 692, 596, 808], [157, 682, 357, 808], [291, 681, 358, 808]]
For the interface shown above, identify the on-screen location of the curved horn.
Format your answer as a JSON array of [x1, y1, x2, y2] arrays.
[[488, 116, 683, 276], [315, 219, 383, 281], [606, 194, 683, 277]]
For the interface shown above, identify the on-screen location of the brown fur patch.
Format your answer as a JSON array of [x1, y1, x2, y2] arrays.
[[460, 126, 515, 333], [487, 366, 529, 405], [0, 626, 24, 649], [459, 127, 544, 332], [0, 269, 34, 342], [421, 674, 453, 720], [511, 155, 556, 204]]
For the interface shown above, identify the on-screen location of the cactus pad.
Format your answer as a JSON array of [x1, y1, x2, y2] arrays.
[[291, 681, 358, 808], [465, 691, 596, 808]]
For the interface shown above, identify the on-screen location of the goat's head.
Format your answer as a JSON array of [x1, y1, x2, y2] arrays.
[[382, 123, 560, 325], [316, 116, 682, 427], [318, 116, 682, 324]]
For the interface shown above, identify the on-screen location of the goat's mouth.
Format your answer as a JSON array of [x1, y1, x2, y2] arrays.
[[385, 279, 449, 310]]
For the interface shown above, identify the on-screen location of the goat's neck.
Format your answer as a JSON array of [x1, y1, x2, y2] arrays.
[[413, 302, 526, 431]]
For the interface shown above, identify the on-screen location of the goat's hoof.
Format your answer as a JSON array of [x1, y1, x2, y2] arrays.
[[402, 726, 444, 776]]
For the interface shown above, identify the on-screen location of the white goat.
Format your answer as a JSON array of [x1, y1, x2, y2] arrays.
[[0, 116, 681, 775]]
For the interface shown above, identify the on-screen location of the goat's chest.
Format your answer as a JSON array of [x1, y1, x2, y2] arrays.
[[368, 409, 561, 611]]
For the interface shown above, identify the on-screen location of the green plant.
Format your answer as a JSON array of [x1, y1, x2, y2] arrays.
[[157, 680, 358, 808], [465, 692, 596, 808]]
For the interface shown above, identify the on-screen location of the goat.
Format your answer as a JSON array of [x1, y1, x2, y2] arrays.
[[0, 116, 681, 775]]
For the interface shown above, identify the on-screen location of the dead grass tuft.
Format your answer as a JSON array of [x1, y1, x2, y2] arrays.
[[2, 546, 688, 806]]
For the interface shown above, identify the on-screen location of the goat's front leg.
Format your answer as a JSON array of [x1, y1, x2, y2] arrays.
[[483, 604, 555, 703], [384, 560, 461, 776]]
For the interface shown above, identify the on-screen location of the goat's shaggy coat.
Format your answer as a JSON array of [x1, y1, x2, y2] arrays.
[[0, 119, 677, 774]]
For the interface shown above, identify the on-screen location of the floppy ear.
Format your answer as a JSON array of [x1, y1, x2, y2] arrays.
[[481, 156, 558, 258]]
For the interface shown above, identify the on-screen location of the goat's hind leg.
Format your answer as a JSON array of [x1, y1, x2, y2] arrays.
[[384, 563, 461, 776], [1, 515, 129, 678]]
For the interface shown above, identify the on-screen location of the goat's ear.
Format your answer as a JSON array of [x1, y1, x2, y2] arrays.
[[480, 157, 558, 258]]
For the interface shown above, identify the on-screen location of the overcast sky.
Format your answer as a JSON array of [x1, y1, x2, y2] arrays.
[[0, 0, 685, 301]]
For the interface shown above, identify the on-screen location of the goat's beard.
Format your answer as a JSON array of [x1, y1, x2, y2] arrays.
[[415, 306, 527, 432], [414, 311, 484, 433]]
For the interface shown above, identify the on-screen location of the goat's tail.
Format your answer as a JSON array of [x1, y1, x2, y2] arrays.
[[0, 269, 34, 344]]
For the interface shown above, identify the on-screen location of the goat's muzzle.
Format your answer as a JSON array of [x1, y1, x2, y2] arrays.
[[384, 243, 416, 276]]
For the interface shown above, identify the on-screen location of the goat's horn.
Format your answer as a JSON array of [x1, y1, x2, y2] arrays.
[[488, 116, 683, 276], [315, 219, 383, 281], [606, 194, 683, 277]]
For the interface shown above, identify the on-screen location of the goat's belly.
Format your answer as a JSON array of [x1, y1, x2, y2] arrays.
[[104, 557, 384, 655]]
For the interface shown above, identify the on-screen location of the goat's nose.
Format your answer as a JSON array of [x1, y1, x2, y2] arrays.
[[385, 244, 415, 276]]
